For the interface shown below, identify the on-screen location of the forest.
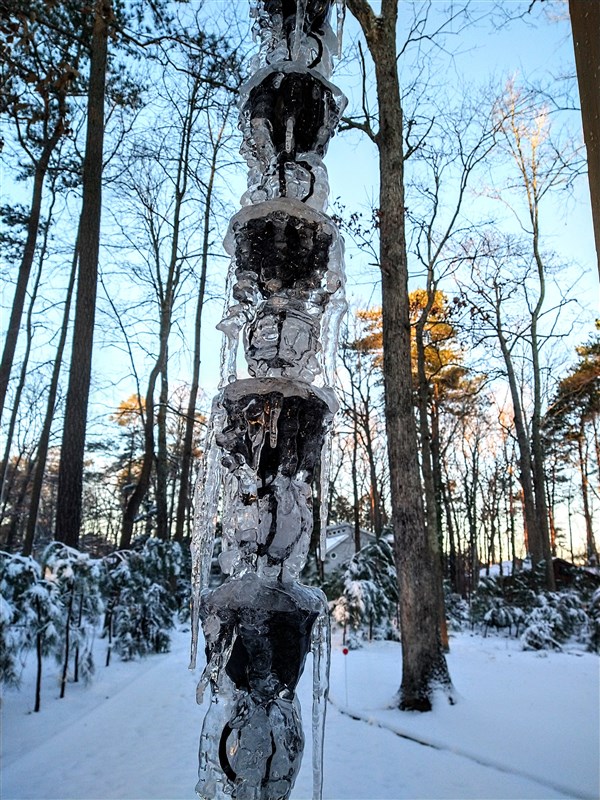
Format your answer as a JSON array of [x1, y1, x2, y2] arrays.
[[1, 0, 599, 715]]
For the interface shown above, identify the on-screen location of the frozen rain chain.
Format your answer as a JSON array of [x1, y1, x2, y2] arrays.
[[190, 2, 347, 798]]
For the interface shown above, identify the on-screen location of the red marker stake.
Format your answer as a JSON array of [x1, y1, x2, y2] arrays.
[[342, 647, 349, 706]]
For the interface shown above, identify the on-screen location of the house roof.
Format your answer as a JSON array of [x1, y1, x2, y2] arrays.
[[325, 533, 349, 554]]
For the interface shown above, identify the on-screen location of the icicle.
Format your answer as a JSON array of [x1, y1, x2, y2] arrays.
[[311, 601, 331, 800], [193, 0, 346, 796], [320, 236, 347, 387], [319, 428, 333, 562], [189, 403, 224, 670], [285, 116, 295, 154], [335, 0, 346, 58], [268, 394, 283, 448], [292, 0, 308, 61]]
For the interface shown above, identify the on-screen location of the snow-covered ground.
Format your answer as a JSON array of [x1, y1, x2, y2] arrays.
[[2, 628, 599, 800]]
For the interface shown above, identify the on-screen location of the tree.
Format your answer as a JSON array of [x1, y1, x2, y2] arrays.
[[114, 35, 241, 548], [0, 0, 86, 422], [460, 81, 584, 587], [338, 318, 388, 544], [54, 0, 113, 548], [22, 241, 78, 557], [54, 0, 181, 548], [174, 106, 232, 543], [568, 0, 600, 274], [544, 325, 599, 564], [344, 0, 452, 710]]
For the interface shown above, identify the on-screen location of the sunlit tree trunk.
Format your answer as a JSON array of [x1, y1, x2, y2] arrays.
[[23, 239, 78, 556], [174, 117, 228, 543], [577, 417, 597, 563], [347, 0, 452, 710], [0, 110, 66, 423], [55, 0, 111, 548]]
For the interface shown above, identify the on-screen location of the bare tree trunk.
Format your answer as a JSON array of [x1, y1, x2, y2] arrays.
[[577, 418, 598, 563], [361, 418, 383, 537], [530, 236, 555, 587], [0, 223, 45, 512], [174, 119, 226, 542], [4, 454, 35, 552], [155, 351, 170, 540], [0, 118, 64, 423], [23, 247, 78, 556], [34, 599, 43, 713], [493, 292, 544, 575], [415, 319, 448, 649], [347, 0, 452, 710], [60, 582, 74, 699], [120, 365, 160, 549], [55, 0, 111, 548], [351, 415, 361, 552]]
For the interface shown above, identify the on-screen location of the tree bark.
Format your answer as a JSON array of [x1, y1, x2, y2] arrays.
[[569, 0, 600, 276], [155, 351, 170, 540], [174, 121, 225, 542], [0, 223, 45, 515], [23, 246, 78, 556], [347, 0, 452, 710], [0, 118, 64, 423], [492, 290, 544, 572], [120, 366, 160, 549], [55, 0, 111, 548], [577, 417, 597, 563]]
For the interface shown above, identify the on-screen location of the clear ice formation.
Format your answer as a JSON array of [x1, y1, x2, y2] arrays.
[[191, 2, 346, 799]]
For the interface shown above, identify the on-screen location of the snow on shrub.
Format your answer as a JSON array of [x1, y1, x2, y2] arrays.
[[587, 588, 600, 653], [471, 570, 596, 651], [0, 552, 42, 687], [1, 538, 190, 706], [521, 592, 588, 651], [0, 550, 66, 709], [330, 539, 399, 644], [42, 543, 104, 689], [103, 538, 181, 661], [444, 587, 470, 631]]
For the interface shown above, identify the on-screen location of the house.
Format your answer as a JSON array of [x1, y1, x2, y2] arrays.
[[323, 522, 377, 574]]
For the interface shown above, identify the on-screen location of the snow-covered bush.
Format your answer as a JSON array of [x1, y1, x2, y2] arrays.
[[444, 586, 470, 631], [330, 539, 399, 643], [0, 550, 65, 709], [470, 570, 595, 650], [521, 605, 563, 651], [482, 599, 524, 637], [24, 577, 64, 710], [0, 552, 42, 686], [587, 588, 600, 653], [470, 576, 503, 628], [521, 592, 588, 651], [103, 538, 180, 661], [42, 543, 104, 688]]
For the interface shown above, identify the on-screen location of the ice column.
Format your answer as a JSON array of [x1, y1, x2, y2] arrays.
[[191, 2, 346, 799]]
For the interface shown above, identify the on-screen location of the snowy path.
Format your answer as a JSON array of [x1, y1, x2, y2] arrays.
[[2, 629, 599, 800]]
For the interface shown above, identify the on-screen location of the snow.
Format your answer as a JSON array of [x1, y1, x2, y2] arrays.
[[325, 533, 350, 553], [2, 628, 599, 800], [479, 561, 520, 577]]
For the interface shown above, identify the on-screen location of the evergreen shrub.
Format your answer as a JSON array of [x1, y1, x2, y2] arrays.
[[330, 539, 399, 644]]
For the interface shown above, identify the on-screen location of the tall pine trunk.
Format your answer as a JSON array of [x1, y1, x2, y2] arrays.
[[347, 0, 452, 710], [55, 0, 110, 548]]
